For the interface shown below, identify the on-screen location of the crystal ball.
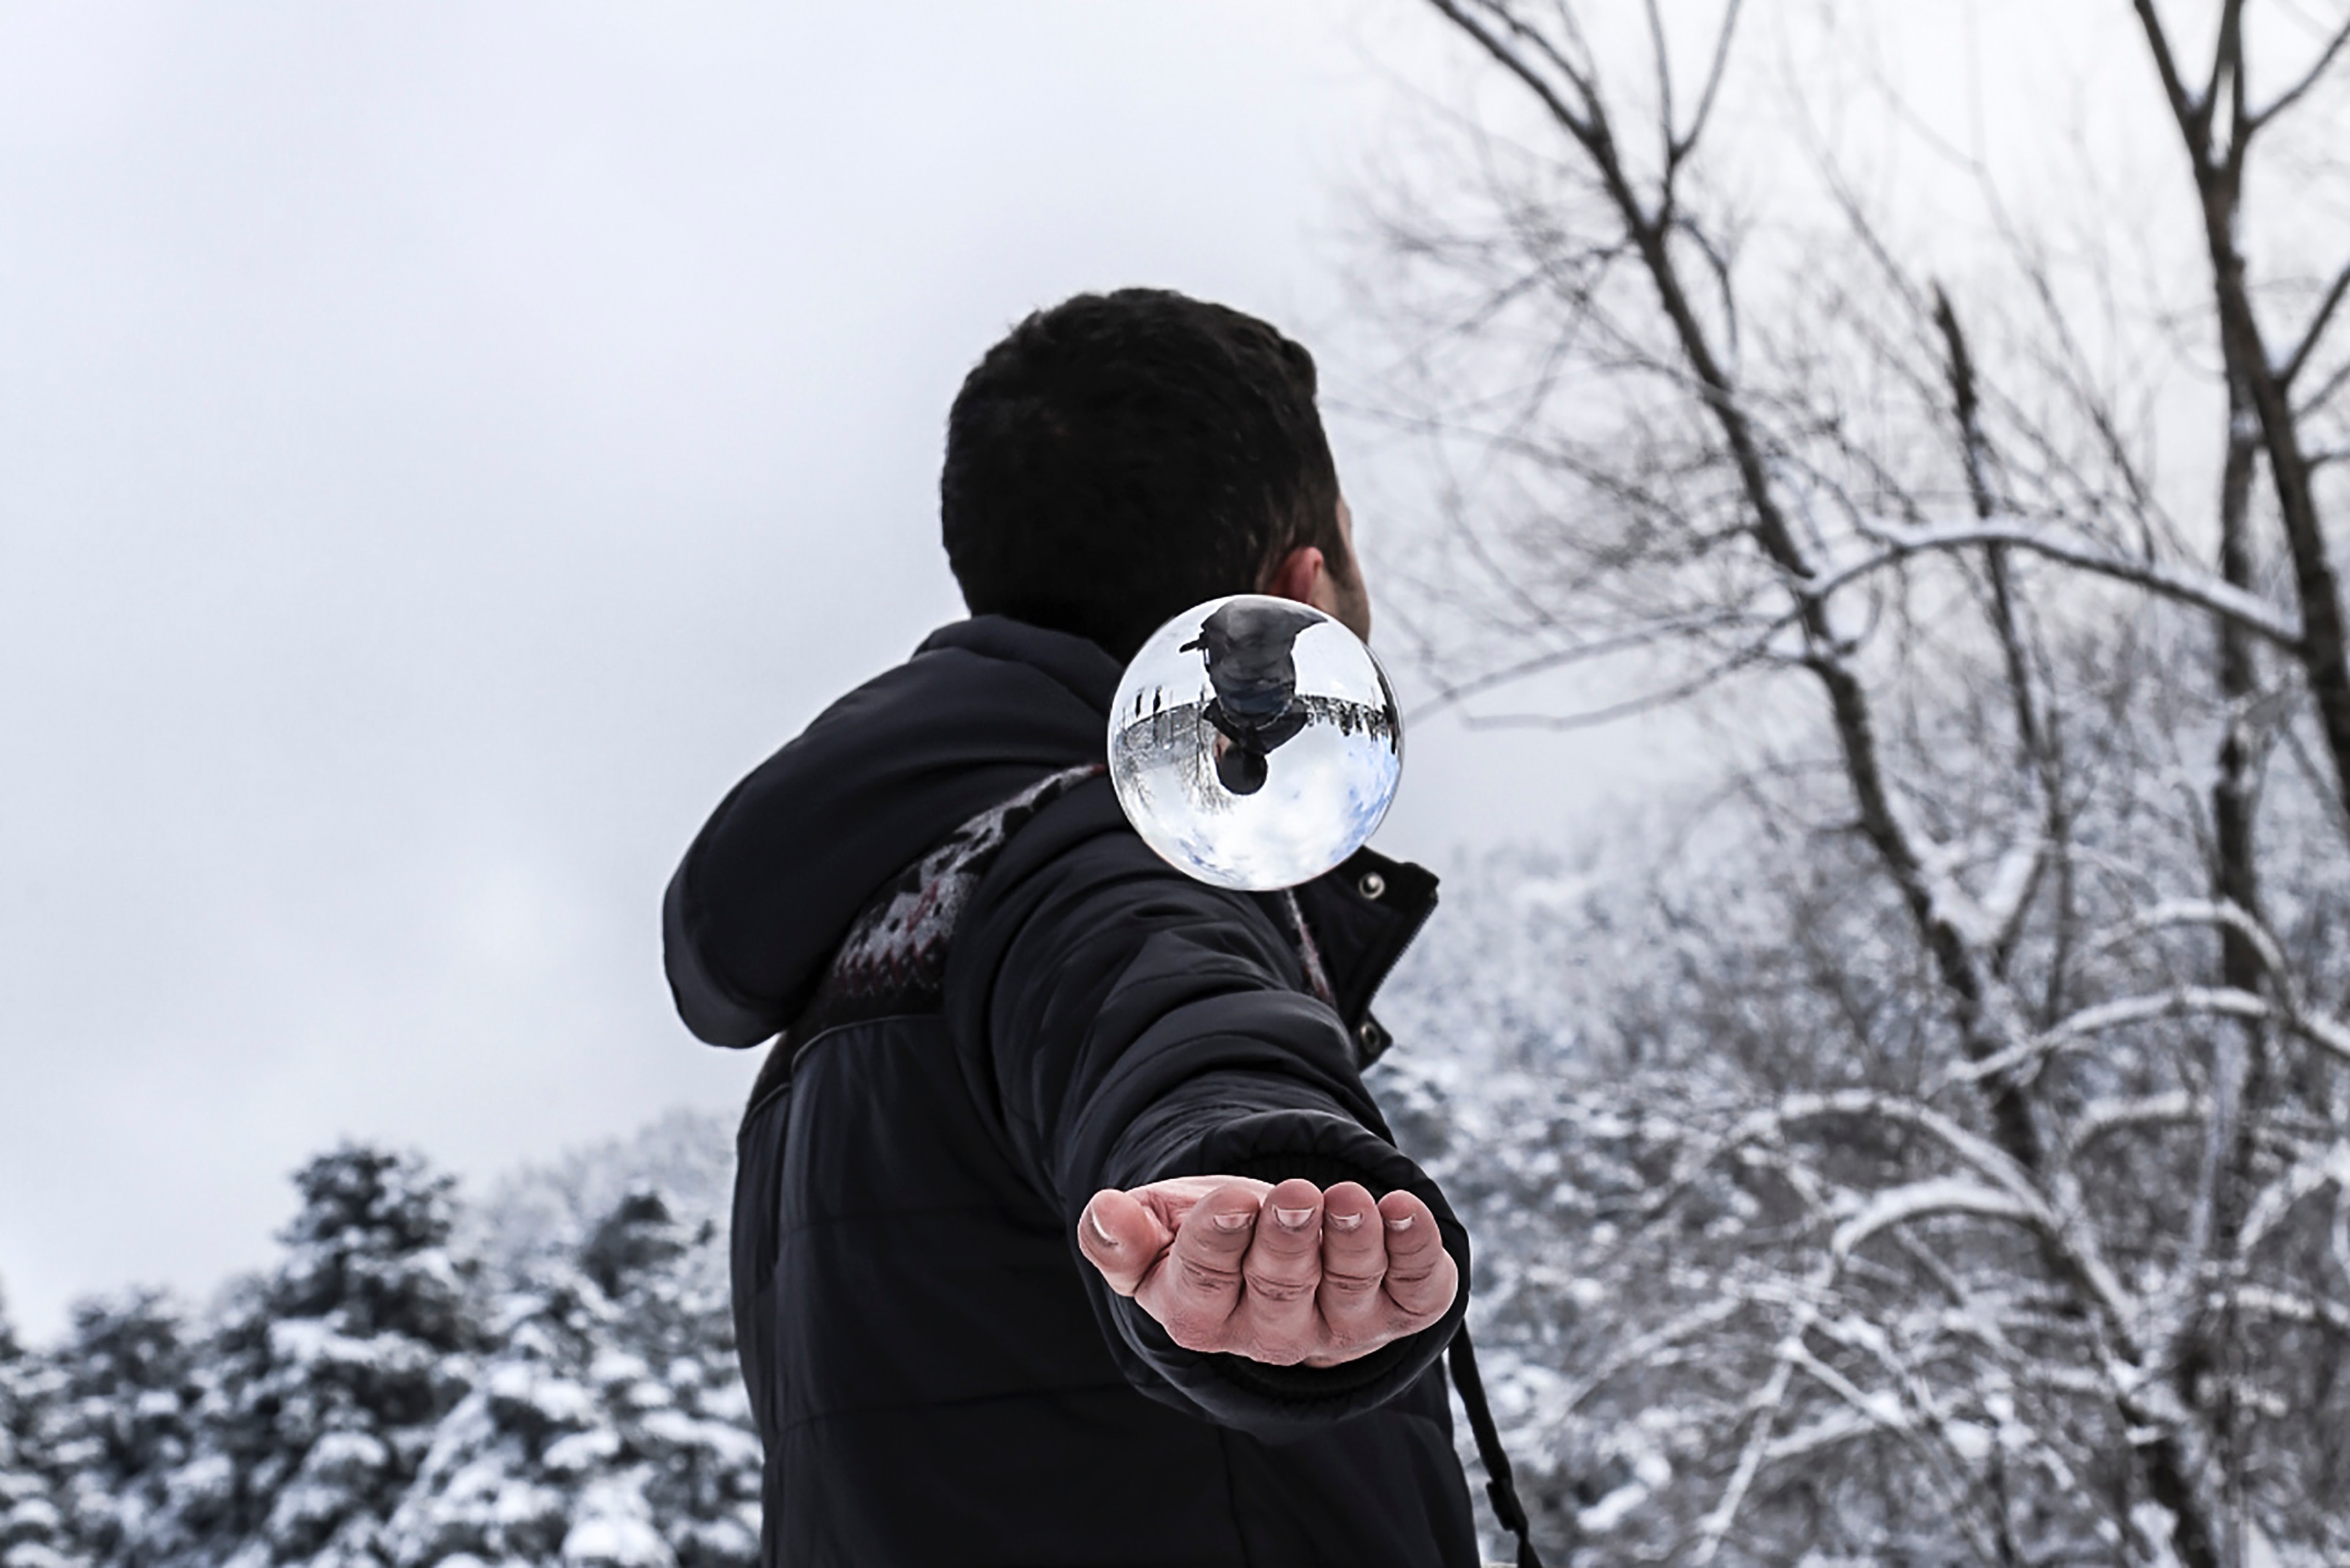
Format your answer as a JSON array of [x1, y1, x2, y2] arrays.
[[1108, 594, 1403, 890]]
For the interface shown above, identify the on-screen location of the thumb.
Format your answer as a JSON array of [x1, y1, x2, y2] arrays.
[[1077, 1188, 1170, 1296]]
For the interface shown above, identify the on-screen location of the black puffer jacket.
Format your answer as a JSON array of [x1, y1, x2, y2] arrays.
[[665, 616, 1479, 1567]]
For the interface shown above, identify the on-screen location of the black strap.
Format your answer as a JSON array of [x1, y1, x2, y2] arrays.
[[1449, 1326, 1545, 1567]]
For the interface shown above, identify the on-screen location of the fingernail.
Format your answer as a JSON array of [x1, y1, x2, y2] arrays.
[[1086, 1210, 1118, 1247], [1211, 1210, 1254, 1232], [1385, 1215, 1415, 1231], [1327, 1211, 1364, 1231], [1274, 1206, 1315, 1230]]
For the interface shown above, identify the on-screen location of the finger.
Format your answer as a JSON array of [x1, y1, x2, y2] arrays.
[[1235, 1178, 1326, 1362], [1135, 1180, 1261, 1351], [1314, 1182, 1389, 1351], [1128, 1173, 1272, 1240], [1077, 1189, 1171, 1297], [1375, 1190, 1458, 1327]]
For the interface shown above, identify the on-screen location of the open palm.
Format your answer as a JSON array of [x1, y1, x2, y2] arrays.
[[1077, 1174, 1457, 1367]]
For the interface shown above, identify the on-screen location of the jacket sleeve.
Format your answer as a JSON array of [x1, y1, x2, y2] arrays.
[[944, 790, 1470, 1441], [663, 842, 786, 1048]]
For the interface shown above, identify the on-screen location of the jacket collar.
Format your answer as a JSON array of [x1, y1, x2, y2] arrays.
[[915, 616, 1124, 715], [1281, 845, 1438, 1059]]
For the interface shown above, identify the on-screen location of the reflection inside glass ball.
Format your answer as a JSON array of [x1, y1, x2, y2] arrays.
[[1109, 595, 1403, 890]]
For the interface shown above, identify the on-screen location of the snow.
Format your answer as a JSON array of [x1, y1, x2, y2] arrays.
[[562, 1482, 674, 1568], [163, 1452, 233, 1510], [484, 1365, 595, 1428], [299, 1431, 389, 1485], [560, 1514, 674, 1568], [1578, 1479, 1647, 1532], [540, 1430, 622, 1476], [5, 1548, 79, 1568]]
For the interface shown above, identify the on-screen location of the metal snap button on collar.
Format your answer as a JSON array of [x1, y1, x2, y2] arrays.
[[1357, 870, 1387, 901]]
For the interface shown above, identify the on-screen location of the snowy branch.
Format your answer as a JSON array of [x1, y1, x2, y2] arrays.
[[2240, 1141, 2350, 1258], [1939, 987, 2274, 1092], [2067, 1091, 2202, 1157], [1833, 515, 2305, 651], [1831, 1178, 2045, 1260]]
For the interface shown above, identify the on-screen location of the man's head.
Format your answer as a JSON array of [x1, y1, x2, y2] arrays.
[[1212, 736, 1270, 797], [941, 288, 1366, 662]]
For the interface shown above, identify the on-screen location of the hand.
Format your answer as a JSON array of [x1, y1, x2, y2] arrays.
[[1076, 1174, 1458, 1368]]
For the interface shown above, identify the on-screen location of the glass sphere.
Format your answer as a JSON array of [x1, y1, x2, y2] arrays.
[[1108, 594, 1403, 890]]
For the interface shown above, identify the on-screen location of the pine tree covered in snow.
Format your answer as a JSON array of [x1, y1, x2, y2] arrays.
[[384, 1185, 757, 1568], [568, 1189, 759, 1568], [43, 1293, 194, 1568], [465, 1113, 734, 1289], [154, 1146, 475, 1568], [0, 1290, 80, 1568], [382, 1260, 616, 1567], [3, 1125, 766, 1568]]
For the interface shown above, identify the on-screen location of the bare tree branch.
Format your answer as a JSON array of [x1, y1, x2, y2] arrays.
[[2247, 7, 2350, 130], [1423, 0, 1598, 147], [2279, 255, 2350, 387], [1412, 603, 1778, 717], [2133, 0, 2212, 146], [1642, 0, 1674, 182], [1673, 0, 1742, 170], [1834, 518, 2304, 651]]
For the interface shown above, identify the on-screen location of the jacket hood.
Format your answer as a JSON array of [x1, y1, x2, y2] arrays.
[[664, 616, 1122, 1047]]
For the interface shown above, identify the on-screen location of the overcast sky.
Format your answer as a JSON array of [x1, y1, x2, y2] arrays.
[[1, 0, 2242, 1340], [0, 0, 1663, 1340]]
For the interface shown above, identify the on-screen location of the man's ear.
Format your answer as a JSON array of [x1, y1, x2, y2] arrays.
[[1264, 545, 1326, 605]]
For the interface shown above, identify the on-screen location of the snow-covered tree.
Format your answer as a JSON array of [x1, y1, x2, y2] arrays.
[[387, 1184, 756, 1568], [0, 1288, 80, 1568], [464, 1112, 735, 1296], [1359, 2, 2350, 1560], [1376, 741, 2350, 1564], [41, 1291, 194, 1568], [578, 1189, 759, 1568], [0, 1116, 754, 1568], [155, 1144, 476, 1568], [382, 1266, 619, 1568]]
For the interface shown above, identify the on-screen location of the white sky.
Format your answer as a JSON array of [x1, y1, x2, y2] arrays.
[[0, 0, 1630, 1340], [0, 1, 2300, 1340]]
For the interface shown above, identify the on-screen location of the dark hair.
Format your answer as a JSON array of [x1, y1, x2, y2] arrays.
[[940, 288, 1347, 661]]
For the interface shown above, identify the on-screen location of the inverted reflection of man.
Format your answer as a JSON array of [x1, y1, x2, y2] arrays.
[[1183, 599, 1319, 794]]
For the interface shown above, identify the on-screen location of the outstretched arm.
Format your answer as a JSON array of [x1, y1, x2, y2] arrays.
[[948, 786, 1468, 1436]]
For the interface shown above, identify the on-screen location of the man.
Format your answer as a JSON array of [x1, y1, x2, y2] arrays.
[[1182, 599, 1321, 795], [664, 290, 1523, 1566]]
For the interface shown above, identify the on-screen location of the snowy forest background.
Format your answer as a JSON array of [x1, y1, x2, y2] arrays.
[[10, 2, 2350, 1566]]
